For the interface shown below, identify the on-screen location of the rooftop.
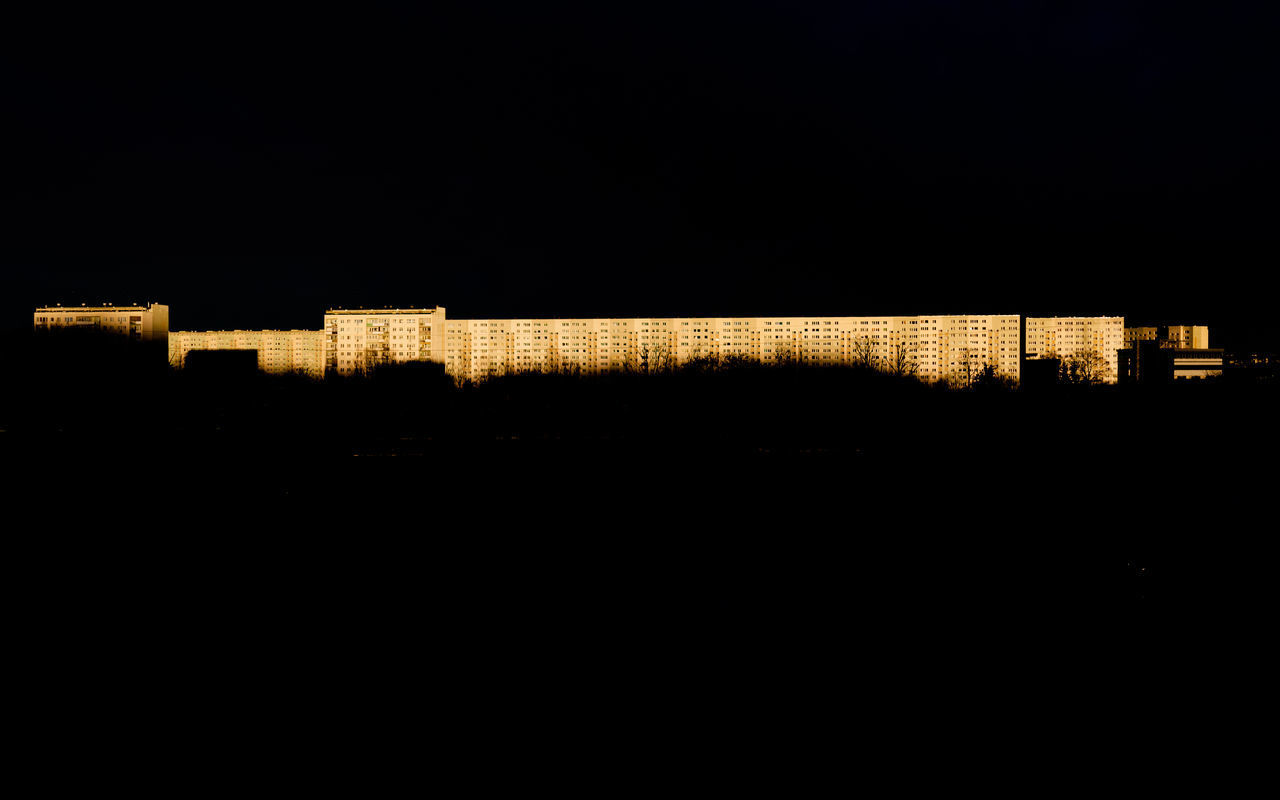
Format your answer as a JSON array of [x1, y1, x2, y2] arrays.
[[324, 307, 444, 315], [35, 303, 165, 313]]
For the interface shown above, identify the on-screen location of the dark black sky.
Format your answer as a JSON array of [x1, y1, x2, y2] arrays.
[[4, 2, 1277, 348]]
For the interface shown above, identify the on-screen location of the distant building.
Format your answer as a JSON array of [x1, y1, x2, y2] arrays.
[[1119, 325, 1222, 382], [1222, 352, 1277, 384], [1124, 325, 1210, 350], [1024, 317, 1125, 383], [169, 330, 327, 377], [34, 303, 169, 346], [324, 308, 1022, 384]]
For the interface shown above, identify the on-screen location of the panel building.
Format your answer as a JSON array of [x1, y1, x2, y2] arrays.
[[324, 307, 447, 376], [324, 308, 1021, 384], [34, 303, 169, 346], [169, 330, 327, 377], [1024, 316, 1125, 383]]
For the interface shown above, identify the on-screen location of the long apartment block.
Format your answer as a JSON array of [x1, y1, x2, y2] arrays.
[[34, 303, 170, 343], [324, 308, 1023, 383]]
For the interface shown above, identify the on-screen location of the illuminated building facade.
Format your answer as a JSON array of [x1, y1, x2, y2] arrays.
[[324, 308, 1021, 384], [324, 308, 447, 376], [169, 330, 327, 377], [1024, 317, 1125, 383], [1123, 325, 1210, 350], [33, 303, 169, 345]]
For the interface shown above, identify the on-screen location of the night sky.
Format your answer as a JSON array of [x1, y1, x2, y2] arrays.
[[5, 3, 1277, 348]]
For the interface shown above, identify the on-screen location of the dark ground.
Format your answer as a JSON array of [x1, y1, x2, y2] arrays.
[[3, 332, 1273, 770]]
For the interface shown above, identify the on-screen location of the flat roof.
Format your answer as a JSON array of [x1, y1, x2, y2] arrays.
[[35, 304, 162, 312], [171, 329, 325, 335], [325, 308, 443, 314]]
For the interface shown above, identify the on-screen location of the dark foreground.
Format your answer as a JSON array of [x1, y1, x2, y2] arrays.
[[3, 335, 1274, 770]]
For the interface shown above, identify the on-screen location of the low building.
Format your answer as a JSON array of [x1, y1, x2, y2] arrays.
[[1162, 349, 1226, 380], [1121, 344, 1225, 382]]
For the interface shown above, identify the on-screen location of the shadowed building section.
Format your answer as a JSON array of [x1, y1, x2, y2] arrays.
[[182, 349, 261, 378], [169, 330, 326, 377]]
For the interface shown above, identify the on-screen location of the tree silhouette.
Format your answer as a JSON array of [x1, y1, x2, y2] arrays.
[[889, 342, 919, 378], [972, 363, 1015, 390], [772, 339, 797, 368], [851, 335, 875, 369], [1060, 350, 1111, 384]]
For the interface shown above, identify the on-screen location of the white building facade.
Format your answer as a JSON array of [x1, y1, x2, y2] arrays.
[[325, 308, 1021, 384], [325, 307, 448, 376]]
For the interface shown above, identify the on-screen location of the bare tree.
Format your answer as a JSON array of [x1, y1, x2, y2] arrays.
[[972, 362, 1015, 390], [851, 335, 875, 369], [949, 345, 975, 388], [888, 342, 919, 378], [650, 342, 674, 374], [1060, 349, 1111, 384], [772, 339, 797, 368]]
